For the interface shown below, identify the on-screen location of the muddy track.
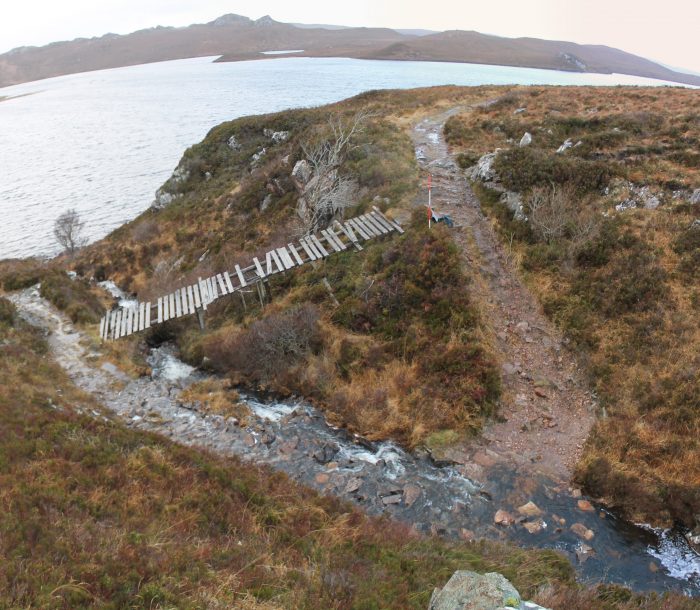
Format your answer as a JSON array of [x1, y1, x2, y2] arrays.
[[412, 108, 597, 481]]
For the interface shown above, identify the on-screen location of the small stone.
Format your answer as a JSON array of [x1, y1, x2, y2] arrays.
[[522, 520, 545, 534], [519, 132, 532, 147], [344, 477, 363, 494], [649, 561, 659, 573], [278, 437, 299, 454], [576, 543, 595, 563], [315, 473, 330, 484], [403, 484, 422, 507], [494, 509, 515, 526], [517, 501, 542, 517], [502, 363, 518, 376], [534, 389, 549, 399], [382, 493, 403, 505], [571, 488, 582, 498], [243, 433, 256, 447], [459, 528, 475, 541], [577, 499, 594, 512], [515, 321, 530, 333], [570, 523, 595, 540], [325, 461, 338, 470]]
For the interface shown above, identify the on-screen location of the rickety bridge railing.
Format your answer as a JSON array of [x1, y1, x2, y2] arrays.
[[98, 207, 403, 341]]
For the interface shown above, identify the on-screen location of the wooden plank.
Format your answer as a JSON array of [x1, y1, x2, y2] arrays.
[[347, 217, 370, 240], [370, 209, 394, 232], [208, 277, 217, 300], [276, 247, 295, 269], [145, 302, 151, 329], [328, 226, 347, 250], [187, 286, 195, 313], [287, 243, 304, 265], [114, 310, 123, 339], [223, 271, 235, 292], [193, 283, 202, 308], [157, 297, 163, 324], [111, 310, 118, 340], [233, 264, 247, 288], [311, 234, 329, 257], [364, 213, 388, 235], [372, 205, 404, 234], [138, 302, 146, 331], [299, 237, 317, 261], [99, 316, 106, 340], [270, 249, 284, 273], [253, 256, 267, 277], [163, 294, 170, 321], [168, 293, 175, 318], [181, 288, 190, 316], [282, 246, 297, 268], [354, 215, 378, 237], [216, 274, 228, 296], [175, 289, 183, 318], [121, 308, 128, 336], [321, 229, 341, 252], [336, 220, 359, 245], [198, 279, 208, 309]]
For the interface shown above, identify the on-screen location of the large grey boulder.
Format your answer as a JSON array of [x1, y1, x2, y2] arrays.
[[428, 571, 551, 610], [292, 159, 312, 185], [470, 152, 499, 182]]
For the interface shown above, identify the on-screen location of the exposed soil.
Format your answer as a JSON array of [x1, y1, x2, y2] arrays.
[[412, 108, 597, 481]]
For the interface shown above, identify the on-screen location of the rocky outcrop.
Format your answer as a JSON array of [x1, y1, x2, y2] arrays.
[[264, 128, 290, 144], [152, 164, 190, 209], [469, 151, 498, 182], [429, 571, 550, 610], [227, 134, 241, 151]]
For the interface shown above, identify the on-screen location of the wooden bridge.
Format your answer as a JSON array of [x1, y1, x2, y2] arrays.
[[99, 207, 403, 341]]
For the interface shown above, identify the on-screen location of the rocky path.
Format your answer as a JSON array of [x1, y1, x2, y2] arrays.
[[412, 109, 597, 480]]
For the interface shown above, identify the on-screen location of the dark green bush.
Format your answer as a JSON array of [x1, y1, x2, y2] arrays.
[[0, 297, 16, 326]]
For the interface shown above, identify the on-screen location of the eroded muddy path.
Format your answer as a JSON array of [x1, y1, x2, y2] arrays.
[[412, 108, 596, 479], [9, 285, 699, 595]]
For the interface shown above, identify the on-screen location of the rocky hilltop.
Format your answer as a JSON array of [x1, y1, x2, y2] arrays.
[[1, 13, 699, 87]]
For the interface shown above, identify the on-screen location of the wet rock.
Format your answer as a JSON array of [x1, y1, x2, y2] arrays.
[[344, 477, 363, 494], [494, 509, 515, 526], [576, 543, 595, 564], [278, 437, 299, 454], [522, 520, 545, 534], [459, 528, 475, 541], [571, 488, 582, 498], [570, 523, 595, 540], [517, 501, 542, 518], [313, 442, 338, 464], [428, 571, 521, 610], [519, 132, 532, 147], [403, 484, 422, 507], [577, 499, 594, 512], [382, 493, 403, 505], [648, 561, 659, 573]]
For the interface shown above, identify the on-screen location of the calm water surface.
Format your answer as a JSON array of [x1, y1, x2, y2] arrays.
[[0, 56, 682, 259]]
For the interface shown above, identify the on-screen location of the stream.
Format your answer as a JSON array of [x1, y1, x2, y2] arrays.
[[9, 285, 700, 598]]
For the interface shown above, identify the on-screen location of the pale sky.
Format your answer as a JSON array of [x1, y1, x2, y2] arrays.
[[2, 0, 699, 73]]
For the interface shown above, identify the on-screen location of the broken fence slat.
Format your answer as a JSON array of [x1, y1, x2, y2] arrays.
[[287, 243, 304, 265], [336, 220, 360, 247], [223, 271, 235, 292], [235, 264, 247, 287], [145, 302, 152, 329], [253, 256, 266, 278], [328, 226, 347, 250], [321, 229, 341, 252]]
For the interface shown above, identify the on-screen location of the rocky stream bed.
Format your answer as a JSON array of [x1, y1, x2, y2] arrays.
[[8, 285, 700, 597]]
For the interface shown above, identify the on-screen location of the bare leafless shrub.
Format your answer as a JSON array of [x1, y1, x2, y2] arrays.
[[527, 185, 599, 246], [299, 111, 372, 232], [212, 304, 321, 380], [53, 209, 87, 255], [131, 219, 161, 243]]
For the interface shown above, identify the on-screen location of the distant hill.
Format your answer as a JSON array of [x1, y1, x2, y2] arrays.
[[1, 13, 698, 88]]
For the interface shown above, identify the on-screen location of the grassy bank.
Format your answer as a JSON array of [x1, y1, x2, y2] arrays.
[[447, 86, 700, 528]]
